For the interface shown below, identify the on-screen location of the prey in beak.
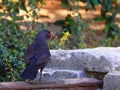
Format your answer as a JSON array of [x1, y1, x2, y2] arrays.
[[48, 32, 55, 40]]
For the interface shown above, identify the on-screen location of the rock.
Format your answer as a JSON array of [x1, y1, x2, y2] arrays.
[[47, 47, 120, 72], [42, 68, 86, 80], [52, 71, 77, 79], [103, 72, 120, 90], [34, 68, 86, 80]]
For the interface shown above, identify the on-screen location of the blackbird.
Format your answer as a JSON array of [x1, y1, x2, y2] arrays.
[[20, 30, 52, 81]]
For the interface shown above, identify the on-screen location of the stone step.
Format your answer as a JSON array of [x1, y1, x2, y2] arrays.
[[104, 72, 120, 90], [34, 68, 86, 81], [47, 48, 120, 73]]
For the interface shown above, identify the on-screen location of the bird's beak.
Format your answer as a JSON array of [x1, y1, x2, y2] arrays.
[[49, 32, 55, 40]]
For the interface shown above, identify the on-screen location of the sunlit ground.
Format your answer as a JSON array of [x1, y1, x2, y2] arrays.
[[37, 1, 120, 30], [0, 1, 119, 32]]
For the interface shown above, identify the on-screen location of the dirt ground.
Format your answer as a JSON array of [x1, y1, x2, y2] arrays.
[[38, 1, 120, 26]]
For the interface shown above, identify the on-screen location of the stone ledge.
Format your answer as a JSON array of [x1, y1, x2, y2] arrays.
[[0, 78, 102, 90], [103, 72, 120, 90], [47, 47, 120, 72]]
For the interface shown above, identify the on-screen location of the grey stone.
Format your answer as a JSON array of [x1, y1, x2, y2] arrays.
[[52, 71, 77, 79], [43, 68, 85, 79], [42, 73, 53, 80], [47, 47, 120, 72], [42, 68, 85, 80], [103, 72, 120, 90]]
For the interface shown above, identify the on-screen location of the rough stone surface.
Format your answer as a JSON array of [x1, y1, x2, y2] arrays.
[[103, 72, 120, 90], [47, 47, 120, 72], [35, 68, 86, 80]]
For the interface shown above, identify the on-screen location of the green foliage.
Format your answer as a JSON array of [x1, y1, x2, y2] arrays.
[[101, 24, 120, 47], [86, 0, 120, 36], [51, 14, 91, 49], [85, 0, 120, 46], [0, 17, 37, 82], [86, 0, 113, 12], [61, 0, 77, 9], [51, 0, 120, 49], [94, 12, 117, 34], [86, 0, 99, 10], [0, 19, 24, 81], [104, 12, 117, 33], [0, 0, 41, 82]]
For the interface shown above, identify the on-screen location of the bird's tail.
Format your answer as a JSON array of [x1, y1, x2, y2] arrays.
[[20, 59, 38, 80]]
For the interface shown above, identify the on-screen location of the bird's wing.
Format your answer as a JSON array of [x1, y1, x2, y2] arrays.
[[24, 53, 34, 64], [35, 51, 51, 66], [24, 45, 34, 64]]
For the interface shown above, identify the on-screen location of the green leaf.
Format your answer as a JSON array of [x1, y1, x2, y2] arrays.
[[54, 20, 64, 26], [86, 0, 90, 11], [39, 0, 46, 5], [15, 16, 23, 20], [94, 16, 105, 21], [90, 0, 99, 10], [32, 10, 37, 16], [61, 0, 71, 9], [104, 12, 117, 33], [98, 0, 103, 3], [91, 0, 99, 5], [20, 4, 27, 11], [106, 12, 117, 23], [72, 0, 77, 3], [104, 23, 111, 33], [14, 8, 19, 15]]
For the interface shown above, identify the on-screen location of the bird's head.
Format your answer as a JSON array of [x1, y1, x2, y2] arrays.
[[35, 29, 54, 42]]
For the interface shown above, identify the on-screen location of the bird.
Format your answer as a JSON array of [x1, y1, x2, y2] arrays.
[[20, 29, 53, 81]]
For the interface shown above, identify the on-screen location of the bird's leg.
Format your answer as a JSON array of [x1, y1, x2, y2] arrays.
[[39, 68, 43, 81]]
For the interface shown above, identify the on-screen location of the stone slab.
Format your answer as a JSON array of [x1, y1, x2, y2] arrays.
[[47, 47, 120, 72], [103, 72, 120, 90], [34, 68, 86, 80]]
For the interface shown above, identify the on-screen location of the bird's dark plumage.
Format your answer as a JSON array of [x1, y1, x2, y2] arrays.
[[20, 30, 51, 80]]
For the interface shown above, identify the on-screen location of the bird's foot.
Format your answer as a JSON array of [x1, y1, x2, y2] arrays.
[[25, 79, 32, 82]]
